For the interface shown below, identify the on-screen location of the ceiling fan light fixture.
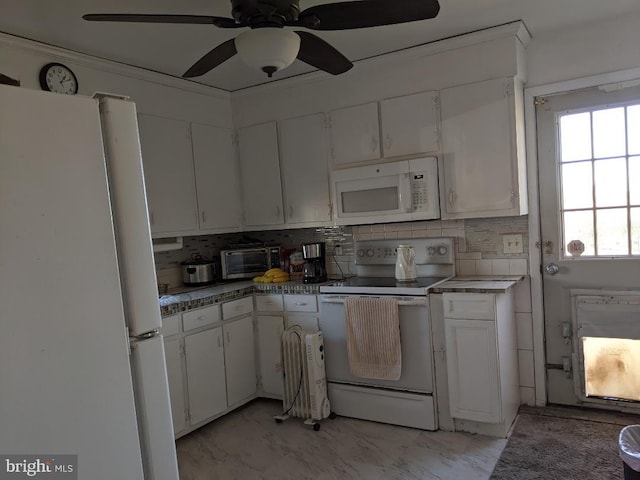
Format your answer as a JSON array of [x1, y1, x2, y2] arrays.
[[235, 28, 300, 77]]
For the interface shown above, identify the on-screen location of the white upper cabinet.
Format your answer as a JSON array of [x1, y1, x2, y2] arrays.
[[380, 91, 439, 158], [329, 102, 381, 166], [439, 77, 527, 219], [278, 113, 331, 225], [191, 123, 242, 232], [238, 122, 284, 227], [138, 114, 198, 235]]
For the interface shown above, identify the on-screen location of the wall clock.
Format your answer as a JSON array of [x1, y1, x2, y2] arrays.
[[39, 63, 78, 95]]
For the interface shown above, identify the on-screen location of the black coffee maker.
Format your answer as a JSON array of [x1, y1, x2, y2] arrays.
[[302, 242, 328, 284]]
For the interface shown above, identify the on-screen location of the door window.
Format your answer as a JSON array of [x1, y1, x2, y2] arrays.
[[558, 103, 640, 257]]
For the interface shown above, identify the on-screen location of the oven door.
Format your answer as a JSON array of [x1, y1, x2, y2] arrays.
[[319, 294, 434, 392]]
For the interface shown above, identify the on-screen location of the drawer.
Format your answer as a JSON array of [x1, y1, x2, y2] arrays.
[[286, 314, 319, 332], [443, 293, 495, 320], [161, 314, 181, 337], [284, 294, 318, 313], [255, 294, 283, 312], [182, 304, 221, 331], [222, 296, 253, 319]]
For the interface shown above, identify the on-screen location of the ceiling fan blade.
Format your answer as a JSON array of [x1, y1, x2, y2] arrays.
[[293, 0, 440, 31], [182, 39, 238, 78], [295, 32, 353, 76], [82, 14, 241, 28]]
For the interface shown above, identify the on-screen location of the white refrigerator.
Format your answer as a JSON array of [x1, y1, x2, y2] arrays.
[[0, 84, 179, 479]]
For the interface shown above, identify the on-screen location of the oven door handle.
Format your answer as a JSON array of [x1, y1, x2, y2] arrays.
[[320, 295, 426, 306]]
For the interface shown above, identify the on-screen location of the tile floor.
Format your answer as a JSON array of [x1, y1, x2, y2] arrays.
[[176, 399, 507, 480]]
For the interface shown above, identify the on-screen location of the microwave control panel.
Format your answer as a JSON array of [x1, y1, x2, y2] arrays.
[[411, 173, 429, 211]]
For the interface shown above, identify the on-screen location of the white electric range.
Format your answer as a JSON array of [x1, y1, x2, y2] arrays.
[[319, 237, 455, 430]]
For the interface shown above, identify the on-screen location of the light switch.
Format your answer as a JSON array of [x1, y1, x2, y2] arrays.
[[503, 234, 523, 254]]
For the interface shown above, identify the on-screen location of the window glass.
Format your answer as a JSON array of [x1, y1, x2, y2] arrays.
[[562, 162, 593, 209], [596, 208, 628, 255], [628, 105, 640, 155], [560, 112, 591, 162], [593, 107, 626, 159], [594, 158, 627, 208], [564, 210, 595, 256]]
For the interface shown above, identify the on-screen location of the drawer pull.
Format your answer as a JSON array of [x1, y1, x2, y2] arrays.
[[295, 302, 307, 306]]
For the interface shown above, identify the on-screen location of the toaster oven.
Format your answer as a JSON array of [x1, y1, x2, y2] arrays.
[[220, 246, 281, 279]]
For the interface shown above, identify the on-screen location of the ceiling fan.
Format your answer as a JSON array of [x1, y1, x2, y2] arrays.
[[83, 0, 440, 79]]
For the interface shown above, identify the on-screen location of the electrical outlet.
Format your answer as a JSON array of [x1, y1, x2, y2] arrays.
[[503, 234, 523, 254], [334, 244, 343, 256]]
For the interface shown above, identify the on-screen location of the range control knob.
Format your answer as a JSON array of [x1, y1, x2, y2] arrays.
[[438, 246, 448, 256], [357, 249, 365, 257], [366, 248, 375, 257], [427, 246, 436, 256]]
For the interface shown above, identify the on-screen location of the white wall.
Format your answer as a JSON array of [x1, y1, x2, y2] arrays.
[[0, 34, 232, 126], [526, 10, 640, 87]]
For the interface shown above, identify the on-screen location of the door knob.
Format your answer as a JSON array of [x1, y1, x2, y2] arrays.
[[545, 263, 560, 275]]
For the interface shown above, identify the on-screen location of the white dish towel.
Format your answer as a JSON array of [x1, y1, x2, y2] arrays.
[[344, 296, 401, 381]]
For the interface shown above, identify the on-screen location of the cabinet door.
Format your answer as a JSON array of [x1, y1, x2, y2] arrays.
[[279, 113, 331, 224], [184, 327, 227, 425], [163, 338, 187, 436], [257, 315, 284, 397], [440, 78, 522, 218], [224, 316, 257, 406], [138, 114, 198, 234], [380, 91, 439, 158], [444, 318, 502, 423], [191, 123, 241, 232], [238, 122, 284, 227], [329, 102, 380, 166]]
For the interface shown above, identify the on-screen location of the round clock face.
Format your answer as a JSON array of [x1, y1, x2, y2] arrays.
[[39, 63, 78, 95]]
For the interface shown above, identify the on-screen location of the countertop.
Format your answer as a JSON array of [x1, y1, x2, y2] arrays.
[[158, 278, 337, 317], [430, 275, 524, 293]]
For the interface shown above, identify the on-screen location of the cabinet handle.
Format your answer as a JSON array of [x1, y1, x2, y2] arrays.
[[201, 211, 206, 223], [276, 205, 281, 218], [289, 205, 293, 218], [217, 335, 222, 348], [226, 331, 231, 344], [371, 136, 378, 152], [295, 302, 307, 306], [448, 190, 456, 207]]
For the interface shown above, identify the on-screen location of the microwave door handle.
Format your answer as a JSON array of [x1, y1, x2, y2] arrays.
[[401, 173, 412, 213]]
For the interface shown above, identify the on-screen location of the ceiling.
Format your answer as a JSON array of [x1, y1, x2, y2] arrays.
[[2, 0, 640, 92]]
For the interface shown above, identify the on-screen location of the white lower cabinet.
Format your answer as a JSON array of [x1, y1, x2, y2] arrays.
[[224, 316, 257, 406], [184, 327, 227, 425], [443, 292, 519, 437], [257, 315, 285, 397], [161, 296, 257, 438], [163, 337, 187, 437]]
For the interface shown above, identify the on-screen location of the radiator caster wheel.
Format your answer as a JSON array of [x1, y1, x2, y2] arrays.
[[275, 418, 283, 424], [329, 412, 337, 419], [313, 423, 321, 431]]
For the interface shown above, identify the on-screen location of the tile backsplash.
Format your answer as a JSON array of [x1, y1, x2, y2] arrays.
[[155, 216, 529, 287]]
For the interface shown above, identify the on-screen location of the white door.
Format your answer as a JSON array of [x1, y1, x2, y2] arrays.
[[184, 327, 227, 424], [137, 114, 198, 234], [444, 319, 501, 423], [191, 122, 242, 232], [329, 102, 380, 166], [238, 122, 284, 227], [224, 316, 257, 405], [380, 91, 439, 158], [163, 338, 187, 436], [537, 85, 640, 406], [257, 315, 285, 397], [279, 113, 331, 224]]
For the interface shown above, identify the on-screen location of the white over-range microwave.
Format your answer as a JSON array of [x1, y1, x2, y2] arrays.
[[331, 157, 440, 225]]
